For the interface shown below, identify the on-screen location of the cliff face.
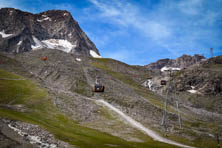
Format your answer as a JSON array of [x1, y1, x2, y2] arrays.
[[144, 58, 170, 70], [0, 8, 100, 56], [175, 55, 222, 96], [145, 54, 206, 70]]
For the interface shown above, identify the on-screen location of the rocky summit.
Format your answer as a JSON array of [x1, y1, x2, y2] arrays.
[[0, 8, 100, 57]]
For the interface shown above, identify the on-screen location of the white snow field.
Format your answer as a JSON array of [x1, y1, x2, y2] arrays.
[[0, 30, 14, 38], [42, 39, 76, 53], [37, 15, 52, 22], [26, 36, 100, 56], [90, 50, 102, 58], [31, 36, 45, 50], [161, 66, 181, 72], [187, 86, 201, 94], [31, 36, 77, 53], [76, 58, 82, 62]]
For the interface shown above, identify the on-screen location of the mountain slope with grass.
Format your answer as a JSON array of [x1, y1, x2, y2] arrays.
[[0, 49, 221, 148], [0, 60, 176, 148]]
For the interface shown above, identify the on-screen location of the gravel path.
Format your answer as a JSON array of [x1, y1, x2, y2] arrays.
[[96, 99, 196, 148]]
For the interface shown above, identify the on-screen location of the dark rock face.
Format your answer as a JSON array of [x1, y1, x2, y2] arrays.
[[145, 54, 206, 70], [144, 58, 170, 70], [174, 55, 222, 96], [204, 55, 222, 65], [0, 8, 99, 56]]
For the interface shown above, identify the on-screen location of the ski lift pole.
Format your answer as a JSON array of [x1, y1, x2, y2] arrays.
[[217, 134, 220, 148], [176, 100, 182, 128], [162, 95, 168, 136], [161, 93, 168, 126]]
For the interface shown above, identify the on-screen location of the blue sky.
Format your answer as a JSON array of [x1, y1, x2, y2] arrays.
[[0, 0, 222, 65]]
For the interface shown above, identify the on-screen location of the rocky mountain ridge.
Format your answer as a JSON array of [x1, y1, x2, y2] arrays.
[[171, 56, 222, 113], [144, 54, 222, 114], [145, 54, 206, 70], [0, 8, 100, 57]]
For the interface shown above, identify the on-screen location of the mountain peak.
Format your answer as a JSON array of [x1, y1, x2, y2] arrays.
[[0, 8, 100, 57]]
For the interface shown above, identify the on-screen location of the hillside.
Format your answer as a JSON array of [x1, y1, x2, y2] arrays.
[[171, 55, 222, 113], [0, 49, 221, 148]]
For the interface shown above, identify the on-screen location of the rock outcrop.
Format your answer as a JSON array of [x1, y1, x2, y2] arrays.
[[145, 54, 206, 70], [0, 8, 100, 56], [174, 55, 222, 96]]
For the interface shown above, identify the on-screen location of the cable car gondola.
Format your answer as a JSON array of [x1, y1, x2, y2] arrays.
[[93, 78, 105, 92], [161, 80, 167, 85]]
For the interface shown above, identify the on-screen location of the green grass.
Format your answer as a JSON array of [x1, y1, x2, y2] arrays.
[[0, 68, 179, 148], [91, 59, 177, 113], [90, 58, 222, 148], [176, 119, 221, 148], [0, 69, 47, 105], [71, 79, 92, 97]]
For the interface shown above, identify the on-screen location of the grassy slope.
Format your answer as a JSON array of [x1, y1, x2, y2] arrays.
[[91, 58, 176, 113], [91, 58, 219, 148], [0, 68, 178, 148]]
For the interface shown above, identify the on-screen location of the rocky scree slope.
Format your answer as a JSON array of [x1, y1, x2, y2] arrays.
[[142, 54, 206, 93], [144, 54, 222, 115], [169, 55, 222, 113], [147, 55, 222, 137], [0, 50, 221, 148], [0, 8, 99, 56], [0, 50, 183, 148]]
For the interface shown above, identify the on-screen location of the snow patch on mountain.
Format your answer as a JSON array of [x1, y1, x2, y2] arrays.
[[68, 33, 72, 37], [64, 13, 69, 16], [161, 66, 181, 72], [9, 10, 13, 15], [0, 30, 13, 38], [31, 36, 45, 50], [187, 86, 201, 94], [187, 90, 198, 94], [90, 50, 102, 58], [42, 39, 76, 53], [76, 58, 82, 62], [17, 40, 23, 46], [37, 15, 52, 22], [30, 36, 77, 53]]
